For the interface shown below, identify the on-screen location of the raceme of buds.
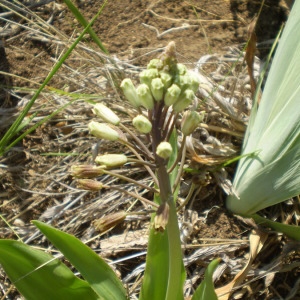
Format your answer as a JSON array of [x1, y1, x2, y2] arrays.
[[92, 103, 120, 125], [172, 89, 195, 113], [181, 110, 204, 136], [88, 121, 119, 141], [120, 78, 140, 108], [156, 141, 173, 159], [164, 84, 181, 106], [95, 154, 128, 168], [77, 179, 104, 191], [71, 165, 105, 178], [150, 78, 164, 102], [136, 84, 154, 109], [132, 115, 152, 134]]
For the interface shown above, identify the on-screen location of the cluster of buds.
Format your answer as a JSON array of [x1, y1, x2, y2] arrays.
[[120, 42, 200, 115], [72, 42, 204, 231]]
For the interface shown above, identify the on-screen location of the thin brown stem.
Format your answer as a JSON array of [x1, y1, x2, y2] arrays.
[[101, 169, 159, 194], [110, 185, 159, 208], [120, 123, 154, 160]]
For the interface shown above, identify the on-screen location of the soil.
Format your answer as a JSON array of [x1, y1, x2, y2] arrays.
[[1, 1, 299, 299]]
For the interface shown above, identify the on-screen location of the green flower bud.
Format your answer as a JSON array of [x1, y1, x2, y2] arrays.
[[187, 71, 200, 93], [139, 69, 159, 87], [164, 84, 181, 106], [71, 165, 105, 178], [174, 74, 191, 91], [95, 154, 128, 168], [132, 115, 152, 134], [159, 71, 173, 89], [120, 78, 140, 108], [92, 103, 120, 125], [137, 84, 154, 109], [151, 78, 164, 101], [181, 111, 203, 135], [173, 89, 195, 113], [156, 141, 173, 159], [176, 63, 187, 75], [88, 121, 119, 141], [147, 58, 163, 69]]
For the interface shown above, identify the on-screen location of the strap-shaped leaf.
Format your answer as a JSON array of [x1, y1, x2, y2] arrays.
[[192, 258, 221, 300], [227, 0, 300, 215], [0, 240, 99, 300], [33, 221, 127, 300]]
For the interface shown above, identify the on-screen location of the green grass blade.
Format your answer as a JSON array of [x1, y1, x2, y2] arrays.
[[0, 240, 99, 300], [33, 221, 127, 300], [63, 0, 108, 54], [0, 2, 107, 156], [192, 258, 221, 300]]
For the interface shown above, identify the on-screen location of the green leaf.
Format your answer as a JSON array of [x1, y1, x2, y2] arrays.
[[227, 1, 300, 215], [192, 258, 221, 300], [0, 240, 99, 300], [33, 221, 127, 300], [140, 130, 185, 300], [139, 218, 169, 300], [250, 214, 300, 241]]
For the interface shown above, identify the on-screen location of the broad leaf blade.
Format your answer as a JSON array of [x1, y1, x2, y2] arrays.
[[0, 240, 99, 300], [33, 221, 127, 300], [192, 258, 220, 300], [227, 1, 300, 215]]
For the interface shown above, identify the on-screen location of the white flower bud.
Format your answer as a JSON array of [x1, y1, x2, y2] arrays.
[[92, 103, 120, 125], [156, 141, 173, 159], [120, 78, 140, 108], [136, 84, 154, 109], [181, 111, 203, 135], [151, 78, 164, 101], [176, 63, 187, 75], [147, 59, 163, 69], [95, 154, 128, 168], [132, 115, 152, 134], [159, 71, 173, 89], [164, 84, 181, 106], [139, 69, 159, 87], [174, 74, 191, 91], [172, 89, 195, 113], [88, 121, 119, 141], [187, 71, 200, 93]]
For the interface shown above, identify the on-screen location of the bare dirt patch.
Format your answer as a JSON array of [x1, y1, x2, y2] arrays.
[[1, 1, 299, 299]]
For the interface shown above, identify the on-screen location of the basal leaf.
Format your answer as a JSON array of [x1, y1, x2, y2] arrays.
[[0, 240, 99, 300], [192, 258, 221, 300], [33, 221, 127, 300]]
